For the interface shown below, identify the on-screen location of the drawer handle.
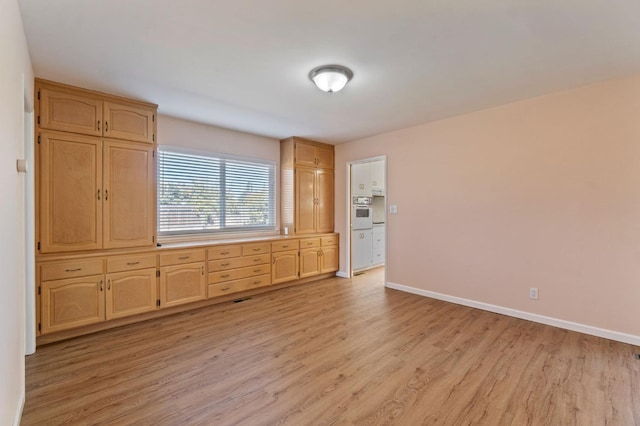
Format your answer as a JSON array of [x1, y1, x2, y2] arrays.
[[307, 242, 313, 245], [221, 287, 230, 291], [65, 268, 82, 272], [126, 261, 140, 266], [178, 256, 190, 260], [221, 274, 230, 278], [253, 280, 261, 285], [253, 269, 261, 273], [253, 248, 261, 252], [221, 251, 230, 255], [282, 245, 288, 248], [221, 262, 230, 267], [253, 258, 261, 262]]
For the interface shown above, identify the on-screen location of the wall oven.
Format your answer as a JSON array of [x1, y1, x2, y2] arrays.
[[352, 196, 373, 230]]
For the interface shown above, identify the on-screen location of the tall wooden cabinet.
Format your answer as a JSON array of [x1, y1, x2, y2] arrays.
[[281, 137, 334, 235], [35, 79, 157, 254]]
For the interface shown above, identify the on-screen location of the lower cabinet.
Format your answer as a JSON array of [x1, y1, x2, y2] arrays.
[[352, 230, 373, 271], [41, 274, 105, 334], [299, 238, 321, 278], [320, 244, 339, 273], [272, 250, 299, 284], [159, 249, 207, 308], [207, 242, 271, 298], [106, 268, 157, 320]]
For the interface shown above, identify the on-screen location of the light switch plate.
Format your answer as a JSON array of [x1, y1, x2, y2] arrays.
[[389, 204, 398, 214]]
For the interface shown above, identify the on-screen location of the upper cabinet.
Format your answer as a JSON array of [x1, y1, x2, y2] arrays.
[[281, 137, 335, 235], [294, 141, 334, 169], [36, 79, 158, 254], [351, 160, 385, 196], [38, 80, 156, 144]]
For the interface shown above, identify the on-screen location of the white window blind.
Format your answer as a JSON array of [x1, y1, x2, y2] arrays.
[[158, 147, 276, 235]]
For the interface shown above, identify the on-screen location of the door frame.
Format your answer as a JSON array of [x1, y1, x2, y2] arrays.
[[345, 155, 387, 280]]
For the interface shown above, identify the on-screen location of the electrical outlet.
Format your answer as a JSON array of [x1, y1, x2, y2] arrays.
[[529, 287, 539, 300]]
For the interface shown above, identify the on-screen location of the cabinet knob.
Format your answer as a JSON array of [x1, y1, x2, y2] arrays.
[[97, 120, 101, 131], [105, 121, 109, 132], [105, 189, 109, 201], [107, 280, 111, 291]]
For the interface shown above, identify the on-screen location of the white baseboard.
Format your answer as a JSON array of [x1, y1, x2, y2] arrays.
[[13, 392, 24, 426], [386, 281, 640, 347], [336, 271, 349, 278]]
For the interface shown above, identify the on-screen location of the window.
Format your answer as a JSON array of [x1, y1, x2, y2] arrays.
[[157, 147, 276, 236]]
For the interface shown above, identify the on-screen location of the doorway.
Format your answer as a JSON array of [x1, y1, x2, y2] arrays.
[[346, 156, 387, 280]]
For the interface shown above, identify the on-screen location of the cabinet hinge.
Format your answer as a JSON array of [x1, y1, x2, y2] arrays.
[[37, 242, 40, 250], [37, 116, 40, 125], [38, 323, 41, 332], [37, 135, 41, 144], [37, 90, 40, 100], [297, 272, 300, 277], [38, 286, 41, 295], [152, 236, 155, 243], [156, 270, 160, 277], [152, 150, 155, 158], [152, 114, 155, 122], [153, 134, 155, 142], [156, 299, 160, 307]]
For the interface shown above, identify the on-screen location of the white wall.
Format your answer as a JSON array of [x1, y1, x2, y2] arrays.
[[0, 0, 34, 424]]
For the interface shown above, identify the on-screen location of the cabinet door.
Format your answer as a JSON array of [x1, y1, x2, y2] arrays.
[[39, 87, 102, 137], [272, 250, 299, 284], [103, 140, 155, 249], [160, 262, 206, 308], [106, 268, 158, 320], [371, 160, 385, 192], [352, 230, 373, 271], [316, 169, 334, 233], [103, 102, 155, 144], [316, 146, 334, 169], [321, 246, 339, 273], [299, 248, 320, 278], [39, 132, 103, 253], [295, 167, 317, 234], [294, 142, 317, 168], [351, 163, 372, 196], [41, 275, 105, 334]]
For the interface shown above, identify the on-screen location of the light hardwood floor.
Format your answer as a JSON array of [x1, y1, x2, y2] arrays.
[[23, 268, 640, 425]]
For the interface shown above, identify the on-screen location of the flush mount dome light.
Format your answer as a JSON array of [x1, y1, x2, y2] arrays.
[[309, 65, 353, 93]]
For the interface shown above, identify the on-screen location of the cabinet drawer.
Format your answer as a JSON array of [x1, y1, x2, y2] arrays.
[[321, 235, 339, 246], [241, 243, 270, 256], [107, 253, 156, 273], [373, 235, 385, 249], [40, 259, 104, 281], [208, 245, 242, 260], [160, 249, 206, 266], [300, 238, 320, 248], [207, 274, 271, 298], [271, 240, 299, 253], [208, 264, 271, 284], [208, 253, 270, 271]]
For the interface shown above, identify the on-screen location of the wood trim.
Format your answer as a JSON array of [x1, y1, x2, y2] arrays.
[[36, 78, 157, 109]]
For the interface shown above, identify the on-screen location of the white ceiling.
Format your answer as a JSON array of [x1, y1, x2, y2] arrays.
[[18, 0, 640, 143]]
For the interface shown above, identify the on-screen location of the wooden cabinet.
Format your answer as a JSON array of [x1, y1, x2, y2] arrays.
[[103, 140, 155, 248], [103, 101, 155, 144], [38, 81, 155, 143], [371, 160, 385, 194], [41, 274, 105, 334], [299, 238, 321, 278], [272, 250, 299, 284], [320, 235, 340, 273], [39, 132, 103, 253], [207, 243, 271, 298], [160, 249, 206, 308], [281, 137, 334, 236], [294, 142, 334, 169], [106, 268, 157, 320], [36, 79, 157, 254]]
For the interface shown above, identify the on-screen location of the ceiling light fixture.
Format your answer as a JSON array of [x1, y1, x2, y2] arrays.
[[308, 65, 353, 93]]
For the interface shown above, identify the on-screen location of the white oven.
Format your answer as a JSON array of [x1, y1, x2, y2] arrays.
[[352, 196, 373, 230]]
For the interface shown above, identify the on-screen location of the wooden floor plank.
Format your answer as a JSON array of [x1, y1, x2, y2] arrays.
[[22, 268, 640, 425]]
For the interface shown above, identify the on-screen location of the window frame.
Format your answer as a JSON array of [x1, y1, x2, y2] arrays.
[[156, 145, 278, 239]]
